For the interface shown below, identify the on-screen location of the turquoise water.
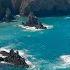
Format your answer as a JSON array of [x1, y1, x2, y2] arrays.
[[0, 16, 70, 70]]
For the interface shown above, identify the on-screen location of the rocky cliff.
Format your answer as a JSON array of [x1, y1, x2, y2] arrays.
[[21, 0, 70, 17], [0, 0, 70, 20]]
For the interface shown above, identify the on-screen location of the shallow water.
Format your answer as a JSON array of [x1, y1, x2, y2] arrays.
[[0, 16, 70, 70]]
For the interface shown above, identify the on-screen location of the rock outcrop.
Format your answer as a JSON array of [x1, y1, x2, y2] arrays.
[[22, 12, 46, 29], [0, 49, 29, 68]]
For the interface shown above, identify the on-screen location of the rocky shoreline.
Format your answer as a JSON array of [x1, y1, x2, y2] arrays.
[[0, 49, 29, 68]]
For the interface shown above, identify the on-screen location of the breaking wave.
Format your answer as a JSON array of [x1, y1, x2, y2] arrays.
[[52, 55, 70, 70], [30, 55, 70, 70], [18, 24, 53, 32]]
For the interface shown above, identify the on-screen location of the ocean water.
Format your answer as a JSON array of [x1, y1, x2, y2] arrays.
[[0, 16, 70, 70]]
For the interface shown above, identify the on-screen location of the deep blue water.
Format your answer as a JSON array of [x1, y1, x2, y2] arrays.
[[0, 16, 70, 70]]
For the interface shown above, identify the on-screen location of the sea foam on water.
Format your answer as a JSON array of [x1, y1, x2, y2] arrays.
[[18, 24, 53, 32]]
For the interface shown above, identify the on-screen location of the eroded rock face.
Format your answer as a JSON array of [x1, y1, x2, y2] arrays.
[[20, 0, 34, 16], [11, 0, 22, 14], [21, 0, 70, 16]]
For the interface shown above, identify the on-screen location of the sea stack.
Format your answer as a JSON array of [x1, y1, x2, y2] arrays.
[[0, 49, 29, 68], [22, 12, 46, 29]]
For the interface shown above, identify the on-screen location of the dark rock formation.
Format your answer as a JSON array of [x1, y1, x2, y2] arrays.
[[0, 49, 29, 68], [22, 12, 46, 29], [20, 0, 70, 17], [1, 0, 70, 20]]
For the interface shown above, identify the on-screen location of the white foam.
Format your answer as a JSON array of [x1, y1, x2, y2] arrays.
[[0, 61, 7, 64], [25, 59, 35, 69], [0, 44, 15, 53], [0, 47, 10, 53], [43, 24, 53, 29], [60, 55, 70, 64], [53, 55, 70, 70], [0, 61, 14, 66], [0, 61, 10, 64], [15, 15, 20, 18], [18, 25, 43, 32], [17, 50, 28, 59], [18, 24, 53, 32], [53, 64, 69, 70]]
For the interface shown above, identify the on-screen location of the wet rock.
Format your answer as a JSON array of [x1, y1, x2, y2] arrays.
[[22, 12, 46, 29], [0, 49, 29, 68]]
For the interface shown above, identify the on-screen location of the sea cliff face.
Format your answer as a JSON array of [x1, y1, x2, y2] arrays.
[[22, 0, 70, 16], [0, 0, 70, 20]]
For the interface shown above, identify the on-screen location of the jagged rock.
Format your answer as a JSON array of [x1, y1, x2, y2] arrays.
[[0, 49, 29, 68], [22, 12, 46, 29]]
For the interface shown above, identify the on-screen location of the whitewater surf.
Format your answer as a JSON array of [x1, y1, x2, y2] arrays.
[[18, 24, 53, 32]]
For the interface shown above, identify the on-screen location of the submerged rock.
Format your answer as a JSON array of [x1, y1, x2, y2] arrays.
[[22, 12, 46, 29], [0, 49, 29, 68]]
